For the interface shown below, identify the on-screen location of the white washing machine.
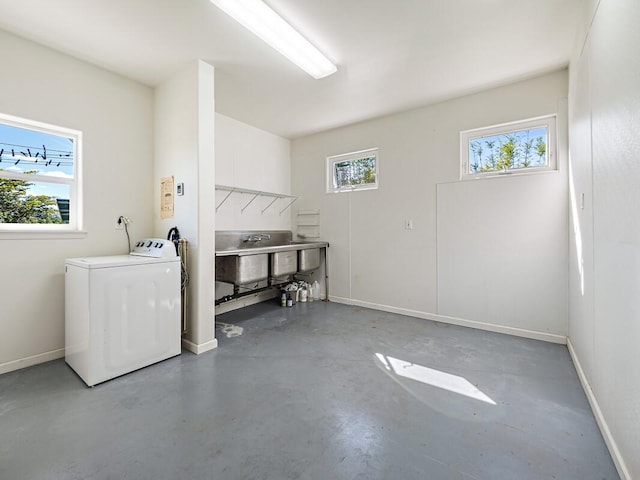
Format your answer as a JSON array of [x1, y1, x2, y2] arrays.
[[65, 239, 181, 386]]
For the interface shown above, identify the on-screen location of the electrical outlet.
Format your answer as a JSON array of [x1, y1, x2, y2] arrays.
[[115, 216, 131, 230]]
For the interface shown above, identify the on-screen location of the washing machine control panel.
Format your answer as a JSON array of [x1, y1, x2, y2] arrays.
[[130, 238, 177, 258]]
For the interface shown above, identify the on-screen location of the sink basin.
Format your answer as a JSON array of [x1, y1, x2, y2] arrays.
[[298, 248, 320, 272], [271, 250, 297, 277], [216, 254, 268, 285]]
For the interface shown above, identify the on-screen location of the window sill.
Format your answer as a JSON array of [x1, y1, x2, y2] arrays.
[[328, 185, 379, 194], [0, 230, 88, 240], [461, 168, 559, 181]]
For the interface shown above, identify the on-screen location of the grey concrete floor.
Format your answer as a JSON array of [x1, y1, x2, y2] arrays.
[[0, 301, 618, 480]]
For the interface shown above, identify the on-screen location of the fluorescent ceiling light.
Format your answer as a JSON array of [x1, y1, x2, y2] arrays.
[[210, 0, 337, 79]]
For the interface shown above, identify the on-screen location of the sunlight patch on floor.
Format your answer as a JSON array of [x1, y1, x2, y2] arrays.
[[375, 353, 496, 405]]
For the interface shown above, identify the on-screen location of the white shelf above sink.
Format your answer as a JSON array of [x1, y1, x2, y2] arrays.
[[215, 184, 298, 215]]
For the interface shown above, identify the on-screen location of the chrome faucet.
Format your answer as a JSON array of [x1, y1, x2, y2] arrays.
[[243, 233, 271, 242]]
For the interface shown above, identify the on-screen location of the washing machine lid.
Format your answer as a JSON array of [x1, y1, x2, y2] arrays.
[[65, 255, 179, 269]]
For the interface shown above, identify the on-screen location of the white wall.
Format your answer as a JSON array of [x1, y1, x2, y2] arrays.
[[214, 113, 291, 231], [437, 168, 568, 339], [291, 70, 568, 341], [568, 0, 640, 478], [0, 30, 154, 373], [154, 61, 217, 354]]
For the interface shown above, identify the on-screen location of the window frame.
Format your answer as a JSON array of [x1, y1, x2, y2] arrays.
[[326, 147, 379, 193], [0, 112, 82, 233], [460, 114, 557, 180]]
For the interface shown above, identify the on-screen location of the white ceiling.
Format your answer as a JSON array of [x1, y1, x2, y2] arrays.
[[0, 0, 581, 139]]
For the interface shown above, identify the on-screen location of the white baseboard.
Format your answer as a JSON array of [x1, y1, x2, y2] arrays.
[[0, 348, 65, 375], [0, 337, 220, 376], [181, 337, 218, 355], [329, 296, 567, 344], [567, 339, 630, 480]]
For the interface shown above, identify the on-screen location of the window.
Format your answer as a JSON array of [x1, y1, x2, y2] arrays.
[[460, 115, 556, 179], [327, 148, 378, 193], [0, 113, 81, 231]]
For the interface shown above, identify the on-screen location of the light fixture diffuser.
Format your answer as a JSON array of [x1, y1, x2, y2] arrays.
[[210, 0, 337, 79]]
